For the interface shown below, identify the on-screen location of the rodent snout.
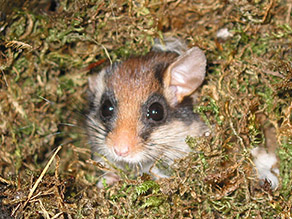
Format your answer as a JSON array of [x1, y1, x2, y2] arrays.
[[107, 128, 139, 159], [114, 147, 129, 157]]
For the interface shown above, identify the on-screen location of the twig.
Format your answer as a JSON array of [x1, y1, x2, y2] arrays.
[[0, 176, 17, 186], [15, 146, 62, 217], [262, 0, 274, 23], [19, 13, 34, 40], [51, 212, 64, 219], [286, 3, 292, 24], [38, 199, 50, 219]]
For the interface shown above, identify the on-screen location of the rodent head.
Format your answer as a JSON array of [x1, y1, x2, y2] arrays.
[[87, 47, 206, 166]]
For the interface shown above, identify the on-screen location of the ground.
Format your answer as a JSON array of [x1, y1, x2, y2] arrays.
[[0, 0, 291, 218]]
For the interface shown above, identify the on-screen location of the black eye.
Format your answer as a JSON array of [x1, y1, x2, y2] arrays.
[[147, 102, 164, 122], [100, 99, 114, 120]]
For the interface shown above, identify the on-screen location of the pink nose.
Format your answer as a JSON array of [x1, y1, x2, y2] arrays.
[[114, 147, 129, 157]]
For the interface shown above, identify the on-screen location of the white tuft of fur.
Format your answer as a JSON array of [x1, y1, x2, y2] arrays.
[[251, 147, 279, 189], [216, 28, 233, 40], [152, 37, 188, 55]]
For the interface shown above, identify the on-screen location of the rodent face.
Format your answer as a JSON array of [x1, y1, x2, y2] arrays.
[[87, 48, 207, 167], [88, 53, 176, 164]]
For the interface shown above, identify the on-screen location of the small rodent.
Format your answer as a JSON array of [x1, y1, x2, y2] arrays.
[[86, 38, 209, 187], [86, 38, 279, 189]]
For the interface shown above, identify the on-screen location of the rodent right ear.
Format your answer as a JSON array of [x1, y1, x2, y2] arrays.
[[88, 70, 106, 96], [88, 74, 99, 93], [163, 47, 206, 105]]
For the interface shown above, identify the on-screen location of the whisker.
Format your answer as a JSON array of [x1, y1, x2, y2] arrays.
[[90, 133, 106, 141], [139, 147, 161, 162], [144, 142, 189, 161], [138, 162, 143, 173], [45, 131, 63, 138], [84, 114, 108, 133], [86, 124, 106, 135], [59, 122, 77, 127], [86, 119, 108, 135]]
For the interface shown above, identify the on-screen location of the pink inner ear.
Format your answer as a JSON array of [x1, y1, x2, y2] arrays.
[[167, 47, 206, 103]]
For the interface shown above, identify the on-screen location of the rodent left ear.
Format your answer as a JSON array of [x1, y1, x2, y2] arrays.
[[164, 47, 206, 105]]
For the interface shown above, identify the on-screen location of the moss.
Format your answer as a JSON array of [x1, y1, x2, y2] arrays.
[[0, 0, 291, 217]]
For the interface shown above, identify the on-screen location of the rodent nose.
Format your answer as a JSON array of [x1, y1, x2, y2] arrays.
[[114, 147, 129, 157]]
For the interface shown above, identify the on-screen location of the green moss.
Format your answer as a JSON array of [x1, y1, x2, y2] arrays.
[[279, 138, 292, 198], [0, 0, 291, 218]]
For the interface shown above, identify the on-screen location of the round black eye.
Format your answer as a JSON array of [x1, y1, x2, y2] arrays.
[[147, 102, 164, 122], [100, 99, 114, 120]]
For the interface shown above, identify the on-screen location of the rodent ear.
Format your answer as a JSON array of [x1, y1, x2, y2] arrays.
[[88, 74, 98, 93], [164, 47, 206, 104], [88, 68, 106, 92], [88, 70, 106, 99]]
